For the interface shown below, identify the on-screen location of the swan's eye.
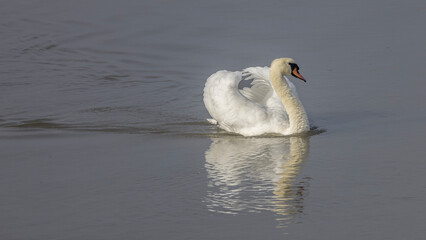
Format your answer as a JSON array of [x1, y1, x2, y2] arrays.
[[289, 63, 298, 70]]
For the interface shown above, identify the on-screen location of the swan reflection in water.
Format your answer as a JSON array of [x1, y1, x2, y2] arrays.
[[204, 136, 310, 226]]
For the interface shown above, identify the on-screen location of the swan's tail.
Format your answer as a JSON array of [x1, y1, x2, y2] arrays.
[[207, 118, 218, 125]]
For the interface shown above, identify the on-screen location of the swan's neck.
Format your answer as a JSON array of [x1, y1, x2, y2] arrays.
[[270, 67, 309, 134]]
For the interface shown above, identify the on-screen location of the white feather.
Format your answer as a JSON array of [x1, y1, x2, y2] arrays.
[[203, 58, 309, 136]]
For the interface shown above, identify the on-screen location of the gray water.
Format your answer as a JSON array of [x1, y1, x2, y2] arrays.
[[1, 0, 426, 239]]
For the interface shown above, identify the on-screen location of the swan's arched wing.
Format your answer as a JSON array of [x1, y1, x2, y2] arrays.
[[240, 67, 298, 105], [203, 70, 269, 134], [240, 67, 272, 105]]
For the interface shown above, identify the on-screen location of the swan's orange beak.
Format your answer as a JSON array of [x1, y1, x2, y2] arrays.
[[292, 68, 306, 82]]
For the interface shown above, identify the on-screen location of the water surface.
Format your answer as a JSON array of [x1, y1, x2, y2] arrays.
[[1, 0, 426, 239]]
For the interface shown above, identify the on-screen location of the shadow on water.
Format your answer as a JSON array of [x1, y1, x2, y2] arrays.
[[203, 135, 312, 229]]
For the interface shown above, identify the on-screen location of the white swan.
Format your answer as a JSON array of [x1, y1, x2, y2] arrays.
[[203, 58, 309, 136]]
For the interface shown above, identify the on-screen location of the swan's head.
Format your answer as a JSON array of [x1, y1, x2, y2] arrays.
[[271, 58, 306, 82]]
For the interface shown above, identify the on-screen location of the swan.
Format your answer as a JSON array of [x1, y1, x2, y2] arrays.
[[203, 58, 309, 136]]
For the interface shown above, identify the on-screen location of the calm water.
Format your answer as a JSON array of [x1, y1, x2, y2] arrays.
[[1, 0, 426, 239]]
